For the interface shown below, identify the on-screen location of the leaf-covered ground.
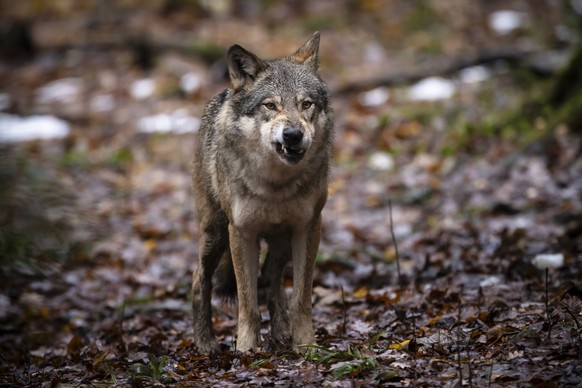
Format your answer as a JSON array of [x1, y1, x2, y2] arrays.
[[1, 1, 581, 386]]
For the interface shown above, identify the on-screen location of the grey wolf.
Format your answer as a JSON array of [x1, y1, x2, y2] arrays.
[[191, 32, 333, 353]]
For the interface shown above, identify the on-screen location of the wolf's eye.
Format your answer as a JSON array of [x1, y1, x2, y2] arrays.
[[301, 101, 313, 110], [264, 102, 277, 111]]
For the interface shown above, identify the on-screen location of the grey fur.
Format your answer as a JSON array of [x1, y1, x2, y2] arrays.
[[191, 32, 333, 353]]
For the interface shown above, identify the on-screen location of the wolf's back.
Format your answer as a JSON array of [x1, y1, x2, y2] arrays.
[[193, 89, 238, 298], [198, 89, 231, 151]]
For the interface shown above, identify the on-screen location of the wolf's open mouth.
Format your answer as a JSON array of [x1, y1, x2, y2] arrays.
[[275, 142, 305, 164]]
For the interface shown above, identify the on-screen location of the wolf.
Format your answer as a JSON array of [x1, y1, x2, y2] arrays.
[[191, 32, 333, 353]]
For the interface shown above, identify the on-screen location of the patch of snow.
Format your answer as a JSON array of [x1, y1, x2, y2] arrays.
[[180, 73, 202, 94], [359, 87, 389, 107], [408, 77, 455, 101], [130, 78, 156, 100], [137, 109, 200, 134], [479, 275, 502, 288], [532, 253, 564, 269], [459, 66, 491, 84], [36, 77, 83, 105], [489, 10, 526, 35], [90, 94, 116, 113], [368, 151, 394, 171], [0, 114, 70, 143]]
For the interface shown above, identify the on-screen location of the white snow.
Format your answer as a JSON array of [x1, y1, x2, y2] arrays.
[[368, 151, 395, 171], [36, 77, 83, 105], [137, 109, 200, 134], [408, 77, 455, 101], [489, 10, 525, 35], [359, 87, 390, 107], [532, 253, 564, 270], [180, 73, 202, 94], [130, 78, 156, 100], [459, 66, 491, 84], [0, 114, 70, 143]]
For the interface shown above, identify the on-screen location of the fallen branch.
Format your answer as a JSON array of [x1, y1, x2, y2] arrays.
[[545, 268, 553, 341], [388, 200, 403, 288], [332, 47, 567, 96]]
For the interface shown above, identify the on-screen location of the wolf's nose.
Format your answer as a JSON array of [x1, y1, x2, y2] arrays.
[[282, 127, 303, 146]]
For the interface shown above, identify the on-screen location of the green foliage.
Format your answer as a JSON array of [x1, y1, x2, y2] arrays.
[[303, 344, 379, 380], [130, 354, 172, 385], [300, 14, 346, 33], [367, 331, 386, 348], [186, 42, 224, 64], [106, 147, 134, 168], [403, 1, 438, 32], [331, 357, 378, 379], [61, 149, 90, 168], [0, 148, 78, 273]]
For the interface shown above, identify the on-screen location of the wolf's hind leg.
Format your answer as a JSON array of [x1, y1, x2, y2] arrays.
[[263, 234, 291, 348], [191, 221, 228, 354]]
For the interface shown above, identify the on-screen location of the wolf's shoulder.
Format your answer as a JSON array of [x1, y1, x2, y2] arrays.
[[199, 89, 232, 141], [203, 89, 232, 118]]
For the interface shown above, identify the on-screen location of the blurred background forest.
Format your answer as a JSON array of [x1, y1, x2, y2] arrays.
[[1, 0, 581, 386]]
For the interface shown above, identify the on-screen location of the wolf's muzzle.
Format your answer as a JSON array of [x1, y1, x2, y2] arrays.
[[282, 127, 303, 147], [275, 127, 306, 165]]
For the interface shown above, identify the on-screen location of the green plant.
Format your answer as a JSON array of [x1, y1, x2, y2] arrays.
[[130, 354, 171, 384], [303, 344, 379, 379]]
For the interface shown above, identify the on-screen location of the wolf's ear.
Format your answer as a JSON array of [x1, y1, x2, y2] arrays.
[[290, 31, 320, 71], [227, 45, 265, 90]]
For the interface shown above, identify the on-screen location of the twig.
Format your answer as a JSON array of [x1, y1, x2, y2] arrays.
[[562, 303, 581, 331], [457, 332, 463, 386], [412, 312, 418, 385], [456, 299, 462, 386], [466, 343, 473, 388], [118, 302, 127, 355], [456, 287, 469, 387], [388, 200, 403, 288], [478, 286, 484, 316], [545, 268, 553, 341], [340, 285, 347, 336]]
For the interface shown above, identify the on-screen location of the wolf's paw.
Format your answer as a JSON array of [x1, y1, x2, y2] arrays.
[[292, 337, 316, 353], [291, 318, 315, 352], [194, 339, 223, 354], [235, 337, 260, 353], [264, 333, 292, 351]]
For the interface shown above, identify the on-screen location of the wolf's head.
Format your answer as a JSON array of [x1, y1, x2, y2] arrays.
[[225, 32, 332, 168]]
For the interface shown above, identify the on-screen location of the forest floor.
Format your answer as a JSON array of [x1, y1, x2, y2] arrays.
[[1, 1, 581, 386]]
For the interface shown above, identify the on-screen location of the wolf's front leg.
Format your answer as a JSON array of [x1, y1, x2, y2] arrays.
[[289, 215, 321, 350], [228, 224, 261, 352], [192, 226, 228, 354]]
